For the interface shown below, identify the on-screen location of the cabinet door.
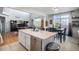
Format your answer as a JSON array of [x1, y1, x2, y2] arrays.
[[25, 34, 31, 50], [31, 36, 41, 51], [18, 31, 22, 43], [18, 31, 26, 47]]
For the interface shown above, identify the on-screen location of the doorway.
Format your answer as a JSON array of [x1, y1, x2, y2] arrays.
[[0, 16, 5, 38]]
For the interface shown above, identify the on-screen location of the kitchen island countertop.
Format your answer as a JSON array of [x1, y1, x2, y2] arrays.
[[19, 29, 57, 40]]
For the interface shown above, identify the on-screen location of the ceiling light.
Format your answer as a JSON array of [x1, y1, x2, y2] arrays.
[[52, 7, 59, 11]]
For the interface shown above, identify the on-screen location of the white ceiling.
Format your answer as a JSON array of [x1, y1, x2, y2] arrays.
[[6, 7, 78, 18]]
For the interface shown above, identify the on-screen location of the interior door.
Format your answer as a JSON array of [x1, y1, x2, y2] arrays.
[[0, 16, 5, 36]]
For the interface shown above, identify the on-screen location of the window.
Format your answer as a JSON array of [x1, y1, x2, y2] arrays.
[[53, 15, 61, 28], [53, 13, 70, 34], [53, 14, 69, 28], [60, 14, 69, 28]]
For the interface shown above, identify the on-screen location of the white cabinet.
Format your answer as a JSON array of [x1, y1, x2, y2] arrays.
[[18, 31, 26, 47], [25, 34, 31, 50], [18, 31, 31, 50]]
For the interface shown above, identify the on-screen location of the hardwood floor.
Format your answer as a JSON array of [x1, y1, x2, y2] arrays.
[[0, 32, 26, 51], [0, 32, 18, 46]]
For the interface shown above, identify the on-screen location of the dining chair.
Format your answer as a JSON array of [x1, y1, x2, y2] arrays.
[[62, 28, 66, 42], [58, 28, 66, 43]]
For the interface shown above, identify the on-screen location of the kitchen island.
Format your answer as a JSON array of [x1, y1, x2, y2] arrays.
[[18, 29, 57, 51]]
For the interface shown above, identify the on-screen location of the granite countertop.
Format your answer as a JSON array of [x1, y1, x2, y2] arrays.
[[19, 29, 57, 40]]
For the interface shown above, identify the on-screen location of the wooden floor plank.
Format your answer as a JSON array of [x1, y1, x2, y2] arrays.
[[0, 32, 18, 46]]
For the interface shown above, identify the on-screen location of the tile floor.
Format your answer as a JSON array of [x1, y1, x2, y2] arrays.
[[59, 37, 79, 51]]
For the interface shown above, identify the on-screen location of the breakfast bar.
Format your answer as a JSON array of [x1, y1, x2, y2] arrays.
[[18, 29, 57, 51]]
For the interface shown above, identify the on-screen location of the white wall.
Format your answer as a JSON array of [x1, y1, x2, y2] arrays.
[[0, 7, 3, 14], [5, 16, 11, 32]]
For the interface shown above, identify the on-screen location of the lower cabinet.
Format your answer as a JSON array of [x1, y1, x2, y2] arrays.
[[31, 36, 41, 51], [18, 31, 31, 50], [18, 31, 26, 47], [25, 34, 31, 50], [18, 31, 41, 51], [18, 31, 55, 51]]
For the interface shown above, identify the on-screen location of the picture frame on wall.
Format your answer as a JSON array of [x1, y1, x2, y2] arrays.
[[50, 19, 52, 24]]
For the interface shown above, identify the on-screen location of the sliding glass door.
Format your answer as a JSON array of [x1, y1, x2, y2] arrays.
[[53, 15, 61, 28], [61, 15, 69, 34], [53, 14, 70, 34]]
